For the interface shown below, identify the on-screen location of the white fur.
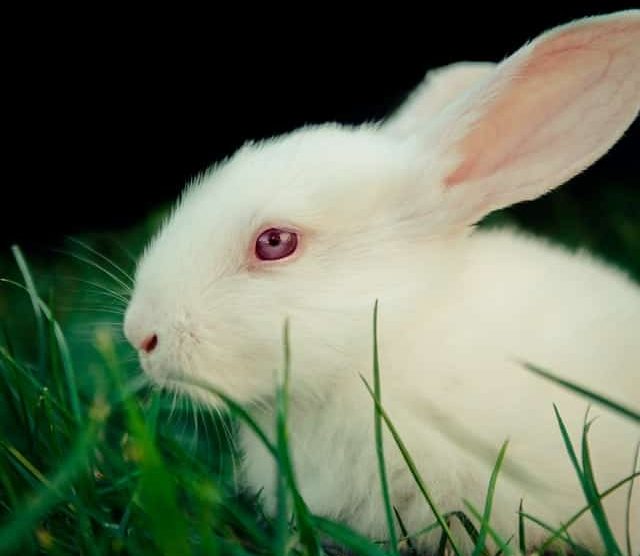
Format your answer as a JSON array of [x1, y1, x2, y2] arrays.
[[124, 11, 640, 554]]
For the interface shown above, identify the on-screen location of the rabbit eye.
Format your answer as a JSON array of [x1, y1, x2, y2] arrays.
[[255, 228, 298, 261]]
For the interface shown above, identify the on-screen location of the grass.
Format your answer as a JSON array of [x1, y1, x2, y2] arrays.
[[0, 194, 639, 555]]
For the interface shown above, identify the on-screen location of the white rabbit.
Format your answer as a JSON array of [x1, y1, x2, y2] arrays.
[[124, 11, 640, 554]]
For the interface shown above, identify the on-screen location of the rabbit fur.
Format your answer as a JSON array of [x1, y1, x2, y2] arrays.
[[124, 11, 640, 554]]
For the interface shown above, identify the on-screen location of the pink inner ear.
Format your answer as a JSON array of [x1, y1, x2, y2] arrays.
[[444, 19, 638, 188]]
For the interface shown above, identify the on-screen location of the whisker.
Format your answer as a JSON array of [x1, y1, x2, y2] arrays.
[[58, 250, 133, 294], [60, 306, 127, 317], [191, 400, 199, 449], [87, 321, 126, 328], [195, 401, 209, 449], [169, 388, 180, 421], [68, 329, 126, 343], [218, 407, 240, 489], [209, 407, 223, 466], [56, 295, 126, 307], [67, 236, 135, 286], [107, 235, 140, 265], [65, 277, 130, 305]]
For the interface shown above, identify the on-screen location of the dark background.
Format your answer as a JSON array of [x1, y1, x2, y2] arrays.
[[3, 4, 638, 251]]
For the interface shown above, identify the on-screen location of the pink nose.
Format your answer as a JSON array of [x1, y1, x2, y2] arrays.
[[140, 333, 158, 354]]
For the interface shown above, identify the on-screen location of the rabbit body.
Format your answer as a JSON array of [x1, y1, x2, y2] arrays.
[[240, 226, 640, 552], [124, 10, 640, 554]]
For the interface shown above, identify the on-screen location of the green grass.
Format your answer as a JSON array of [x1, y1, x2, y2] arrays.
[[0, 193, 639, 555]]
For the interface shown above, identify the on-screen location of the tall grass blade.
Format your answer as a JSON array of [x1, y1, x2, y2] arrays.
[[393, 506, 418, 556], [11, 246, 46, 378], [371, 301, 399, 555], [312, 516, 391, 556], [274, 320, 320, 556], [519, 510, 575, 547], [0, 345, 74, 425], [0, 418, 102, 553], [37, 299, 82, 423], [360, 374, 463, 556], [551, 405, 625, 555], [0, 320, 15, 357], [518, 499, 525, 556], [535, 469, 640, 553], [580, 416, 622, 555], [626, 443, 639, 556], [0, 276, 82, 422], [449, 511, 481, 548], [552, 404, 583, 484], [471, 440, 509, 556], [0, 351, 32, 434], [463, 501, 514, 555], [96, 331, 191, 556], [436, 525, 448, 556], [524, 362, 639, 424]]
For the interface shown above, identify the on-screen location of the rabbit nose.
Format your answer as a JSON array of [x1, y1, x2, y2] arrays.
[[140, 333, 158, 354]]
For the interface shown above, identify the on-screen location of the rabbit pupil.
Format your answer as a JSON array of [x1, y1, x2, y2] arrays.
[[268, 233, 281, 247]]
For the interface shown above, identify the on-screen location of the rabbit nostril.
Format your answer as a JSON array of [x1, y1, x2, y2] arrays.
[[140, 333, 158, 354]]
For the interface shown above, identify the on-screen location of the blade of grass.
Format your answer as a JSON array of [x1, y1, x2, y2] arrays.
[[1, 442, 56, 490], [471, 440, 509, 556], [0, 278, 81, 423], [551, 404, 618, 553], [463, 501, 514, 555], [523, 362, 639, 424], [400, 510, 478, 546], [449, 511, 481, 548], [209, 490, 273, 549], [552, 404, 583, 485], [580, 415, 622, 555], [518, 500, 525, 556], [190, 478, 220, 556], [0, 345, 74, 425], [96, 329, 191, 556], [0, 413, 103, 554], [360, 374, 463, 556], [0, 356, 32, 434], [393, 506, 418, 556], [11, 246, 46, 379], [536, 469, 640, 553], [0, 452, 19, 509], [275, 365, 289, 556], [372, 301, 399, 555], [519, 511, 579, 552], [626, 443, 639, 556], [274, 320, 321, 556], [274, 320, 290, 556], [311, 516, 391, 556], [36, 298, 82, 423], [436, 524, 448, 556], [0, 320, 15, 358], [47, 288, 67, 410]]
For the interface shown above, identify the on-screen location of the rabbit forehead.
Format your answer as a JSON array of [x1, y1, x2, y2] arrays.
[[203, 123, 412, 227], [132, 124, 417, 299]]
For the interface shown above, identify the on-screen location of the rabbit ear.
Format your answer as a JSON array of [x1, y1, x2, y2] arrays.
[[417, 11, 640, 226], [384, 62, 497, 138]]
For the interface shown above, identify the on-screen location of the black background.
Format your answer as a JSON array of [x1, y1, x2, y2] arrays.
[[3, 4, 638, 250]]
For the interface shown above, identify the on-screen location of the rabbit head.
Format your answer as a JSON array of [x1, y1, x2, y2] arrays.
[[124, 11, 640, 406]]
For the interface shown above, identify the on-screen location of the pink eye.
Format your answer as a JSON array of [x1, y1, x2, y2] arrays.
[[255, 228, 298, 261]]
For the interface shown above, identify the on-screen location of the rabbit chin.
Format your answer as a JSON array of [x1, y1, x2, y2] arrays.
[[141, 364, 259, 410], [136, 337, 282, 410]]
